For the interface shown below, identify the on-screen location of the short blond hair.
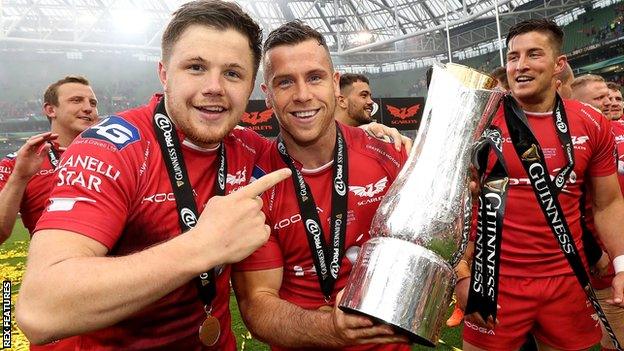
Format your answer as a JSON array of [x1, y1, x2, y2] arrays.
[[571, 74, 605, 91]]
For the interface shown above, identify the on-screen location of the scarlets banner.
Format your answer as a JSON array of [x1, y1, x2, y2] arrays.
[[240, 97, 424, 138]]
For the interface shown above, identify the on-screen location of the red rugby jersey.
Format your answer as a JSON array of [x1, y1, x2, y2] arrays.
[[485, 99, 615, 277], [0, 147, 61, 235], [236, 124, 409, 351], [36, 94, 270, 350]]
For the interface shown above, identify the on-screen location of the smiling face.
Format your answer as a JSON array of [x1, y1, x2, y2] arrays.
[[158, 25, 255, 148], [262, 39, 340, 147], [506, 31, 566, 111], [344, 80, 374, 125], [45, 82, 99, 139]]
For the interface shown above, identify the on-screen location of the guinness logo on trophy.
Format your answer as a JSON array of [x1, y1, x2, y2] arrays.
[[338, 63, 502, 346]]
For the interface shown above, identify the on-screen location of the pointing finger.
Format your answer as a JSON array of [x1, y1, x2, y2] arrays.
[[237, 168, 292, 198]]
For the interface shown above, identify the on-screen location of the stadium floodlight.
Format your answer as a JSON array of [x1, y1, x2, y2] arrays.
[[354, 31, 373, 45], [112, 10, 149, 34]]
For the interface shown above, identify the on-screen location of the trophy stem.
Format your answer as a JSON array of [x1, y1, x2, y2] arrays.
[[338, 237, 455, 347]]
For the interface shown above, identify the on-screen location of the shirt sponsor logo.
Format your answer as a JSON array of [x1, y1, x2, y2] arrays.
[[227, 167, 247, 186], [57, 155, 121, 193], [274, 207, 323, 230], [0, 166, 11, 175], [142, 192, 176, 203], [47, 197, 96, 212], [36, 168, 57, 176], [364, 145, 400, 168], [464, 320, 495, 335], [509, 168, 577, 194], [293, 265, 316, 277], [82, 116, 140, 150]]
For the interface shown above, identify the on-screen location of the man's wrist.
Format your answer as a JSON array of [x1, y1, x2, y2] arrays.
[[7, 171, 31, 186]]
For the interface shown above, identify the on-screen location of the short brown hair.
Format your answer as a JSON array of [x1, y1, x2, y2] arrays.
[[607, 82, 622, 92], [161, 0, 262, 75], [43, 75, 90, 107], [506, 19, 564, 55], [571, 74, 605, 91], [263, 20, 330, 57], [339, 73, 370, 93], [490, 66, 508, 90]]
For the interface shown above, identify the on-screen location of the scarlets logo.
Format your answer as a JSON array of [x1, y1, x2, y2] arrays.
[[386, 104, 420, 120], [349, 177, 388, 198], [226, 167, 247, 185], [242, 109, 274, 125]]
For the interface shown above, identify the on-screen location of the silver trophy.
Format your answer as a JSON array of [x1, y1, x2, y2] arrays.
[[339, 62, 503, 346]]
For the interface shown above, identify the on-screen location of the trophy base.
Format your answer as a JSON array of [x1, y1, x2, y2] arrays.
[[338, 237, 455, 347]]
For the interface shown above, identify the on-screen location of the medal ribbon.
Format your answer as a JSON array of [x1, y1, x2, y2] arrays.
[[276, 124, 348, 301], [152, 98, 225, 308]]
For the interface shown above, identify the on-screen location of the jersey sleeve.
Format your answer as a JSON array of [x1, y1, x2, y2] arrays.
[[0, 156, 16, 191], [587, 109, 617, 177], [35, 115, 143, 250]]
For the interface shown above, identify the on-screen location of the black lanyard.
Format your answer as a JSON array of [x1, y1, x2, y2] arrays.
[[47, 142, 60, 168], [506, 93, 574, 194], [466, 126, 509, 321], [276, 125, 348, 301], [152, 98, 225, 307]]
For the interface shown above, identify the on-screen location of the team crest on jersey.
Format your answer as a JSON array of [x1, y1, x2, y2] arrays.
[[82, 116, 140, 150], [349, 177, 388, 198], [249, 165, 266, 183], [227, 167, 247, 185]]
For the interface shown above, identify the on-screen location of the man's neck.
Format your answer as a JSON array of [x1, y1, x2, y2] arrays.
[[281, 123, 337, 169], [50, 124, 78, 148], [335, 111, 358, 127], [515, 89, 557, 113]]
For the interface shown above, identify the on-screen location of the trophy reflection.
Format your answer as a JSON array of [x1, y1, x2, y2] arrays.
[[338, 63, 503, 346]]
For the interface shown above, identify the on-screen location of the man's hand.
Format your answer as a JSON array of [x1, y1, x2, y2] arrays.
[[361, 122, 413, 152], [330, 290, 410, 346], [12, 132, 59, 181], [606, 271, 624, 307], [190, 168, 291, 268], [454, 278, 498, 330]]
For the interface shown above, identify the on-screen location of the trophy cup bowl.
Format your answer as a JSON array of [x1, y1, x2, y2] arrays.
[[338, 62, 502, 346]]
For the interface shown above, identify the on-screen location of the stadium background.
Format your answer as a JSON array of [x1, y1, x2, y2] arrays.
[[1, 0, 623, 349]]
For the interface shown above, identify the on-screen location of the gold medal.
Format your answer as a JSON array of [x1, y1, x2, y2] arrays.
[[198, 314, 221, 347]]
